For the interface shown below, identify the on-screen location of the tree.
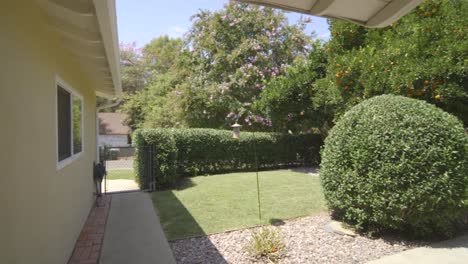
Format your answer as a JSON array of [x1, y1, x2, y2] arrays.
[[315, 0, 468, 126], [254, 41, 328, 134], [141, 36, 183, 82], [120, 41, 146, 94], [173, 2, 312, 130], [120, 37, 183, 94], [119, 37, 184, 129]]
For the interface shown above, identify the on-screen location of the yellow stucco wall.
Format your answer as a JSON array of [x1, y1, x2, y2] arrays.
[[0, 1, 99, 263]]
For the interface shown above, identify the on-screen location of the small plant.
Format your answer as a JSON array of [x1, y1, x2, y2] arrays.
[[244, 227, 285, 263]]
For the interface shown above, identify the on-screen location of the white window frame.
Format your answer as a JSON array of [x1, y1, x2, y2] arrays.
[[55, 76, 84, 170]]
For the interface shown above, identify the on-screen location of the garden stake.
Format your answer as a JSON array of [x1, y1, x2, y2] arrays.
[[253, 131, 262, 221]]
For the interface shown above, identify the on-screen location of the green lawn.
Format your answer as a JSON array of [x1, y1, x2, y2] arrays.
[[152, 170, 327, 240], [106, 169, 135, 180]]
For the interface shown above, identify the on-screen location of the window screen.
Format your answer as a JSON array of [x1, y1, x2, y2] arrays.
[[57, 86, 71, 161], [73, 97, 82, 154]]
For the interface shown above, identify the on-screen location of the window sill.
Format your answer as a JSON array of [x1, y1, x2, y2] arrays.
[[57, 152, 83, 171]]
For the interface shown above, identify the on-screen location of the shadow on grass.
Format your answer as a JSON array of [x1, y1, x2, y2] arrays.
[[175, 177, 197, 190], [152, 187, 228, 264]]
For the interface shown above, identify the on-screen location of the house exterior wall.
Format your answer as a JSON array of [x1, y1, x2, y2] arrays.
[[0, 1, 98, 263], [99, 134, 130, 147]]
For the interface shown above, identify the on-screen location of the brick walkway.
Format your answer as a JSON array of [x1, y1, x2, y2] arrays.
[[68, 195, 112, 264]]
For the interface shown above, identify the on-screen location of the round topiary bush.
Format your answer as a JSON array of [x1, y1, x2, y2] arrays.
[[320, 95, 467, 237]]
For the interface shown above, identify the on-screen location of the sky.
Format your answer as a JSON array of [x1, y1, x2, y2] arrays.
[[116, 0, 331, 47]]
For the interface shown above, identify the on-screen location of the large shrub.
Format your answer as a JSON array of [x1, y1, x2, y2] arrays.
[[134, 128, 322, 188], [133, 129, 178, 189], [320, 95, 468, 237]]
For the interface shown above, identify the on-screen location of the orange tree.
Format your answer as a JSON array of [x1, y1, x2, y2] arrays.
[[314, 0, 468, 127]]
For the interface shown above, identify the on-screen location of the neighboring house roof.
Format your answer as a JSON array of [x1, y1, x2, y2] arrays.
[[38, 0, 122, 98], [237, 0, 423, 28], [99, 113, 130, 135]]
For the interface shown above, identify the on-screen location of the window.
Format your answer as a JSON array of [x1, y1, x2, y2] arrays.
[[57, 81, 83, 167]]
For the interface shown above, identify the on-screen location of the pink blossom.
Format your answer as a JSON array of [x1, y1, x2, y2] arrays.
[[219, 83, 229, 94]]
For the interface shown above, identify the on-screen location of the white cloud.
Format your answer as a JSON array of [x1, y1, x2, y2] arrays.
[[168, 26, 187, 38]]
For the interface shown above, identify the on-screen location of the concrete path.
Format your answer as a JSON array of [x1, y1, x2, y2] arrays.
[[101, 192, 176, 264], [368, 233, 468, 264], [103, 179, 139, 193], [106, 159, 133, 170]]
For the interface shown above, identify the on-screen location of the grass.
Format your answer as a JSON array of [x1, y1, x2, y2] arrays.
[[152, 169, 327, 240], [106, 169, 135, 180]]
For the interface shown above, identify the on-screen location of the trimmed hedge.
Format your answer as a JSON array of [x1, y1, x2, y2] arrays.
[[134, 128, 323, 188], [320, 95, 468, 238], [133, 129, 178, 189]]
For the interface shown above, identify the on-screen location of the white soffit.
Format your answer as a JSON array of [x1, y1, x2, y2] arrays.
[[37, 0, 122, 98], [237, 0, 424, 28]]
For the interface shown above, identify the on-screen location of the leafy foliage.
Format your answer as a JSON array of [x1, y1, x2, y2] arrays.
[[120, 37, 183, 94], [119, 73, 185, 130], [244, 227, 285, 262], [315, 0, 468, 126], [255, 42, 328, 133], [177, 3, 311, 129], [134, 128, 323, 187], [119, 37, 184, 129], [120, 3, 313, 131], [320, 95, 468, 237], [118, 0, 467, 134], [133, 129, 178, 188]]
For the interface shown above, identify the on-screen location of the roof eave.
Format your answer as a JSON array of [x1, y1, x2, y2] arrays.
[[236, 0, 424, 28], [93, 0, 122, 97]]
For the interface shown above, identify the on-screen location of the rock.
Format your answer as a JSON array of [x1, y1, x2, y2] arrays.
[[169, 214, 427, 264], [324, 221, 357, 237]]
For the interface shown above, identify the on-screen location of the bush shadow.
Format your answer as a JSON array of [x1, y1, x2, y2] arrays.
[[269, 218, 286, 226], [152, 190, 228, 264]]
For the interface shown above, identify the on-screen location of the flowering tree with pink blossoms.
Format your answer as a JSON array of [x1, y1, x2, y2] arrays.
[[175, 2, 312, 130]]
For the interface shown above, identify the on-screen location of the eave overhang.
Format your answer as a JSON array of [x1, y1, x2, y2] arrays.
[[38, 0, 122, 98], [236, 0, 423, 28]]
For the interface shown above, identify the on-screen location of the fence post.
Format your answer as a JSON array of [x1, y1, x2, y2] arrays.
[[150, 145, 155, 192]]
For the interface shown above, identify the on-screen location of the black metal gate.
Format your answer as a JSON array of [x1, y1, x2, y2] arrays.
[[141, 145, 157, 192], [98, 145, 151, 193]]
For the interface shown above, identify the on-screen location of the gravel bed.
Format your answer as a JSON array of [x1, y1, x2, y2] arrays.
[[169, 213, 428, 264]]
